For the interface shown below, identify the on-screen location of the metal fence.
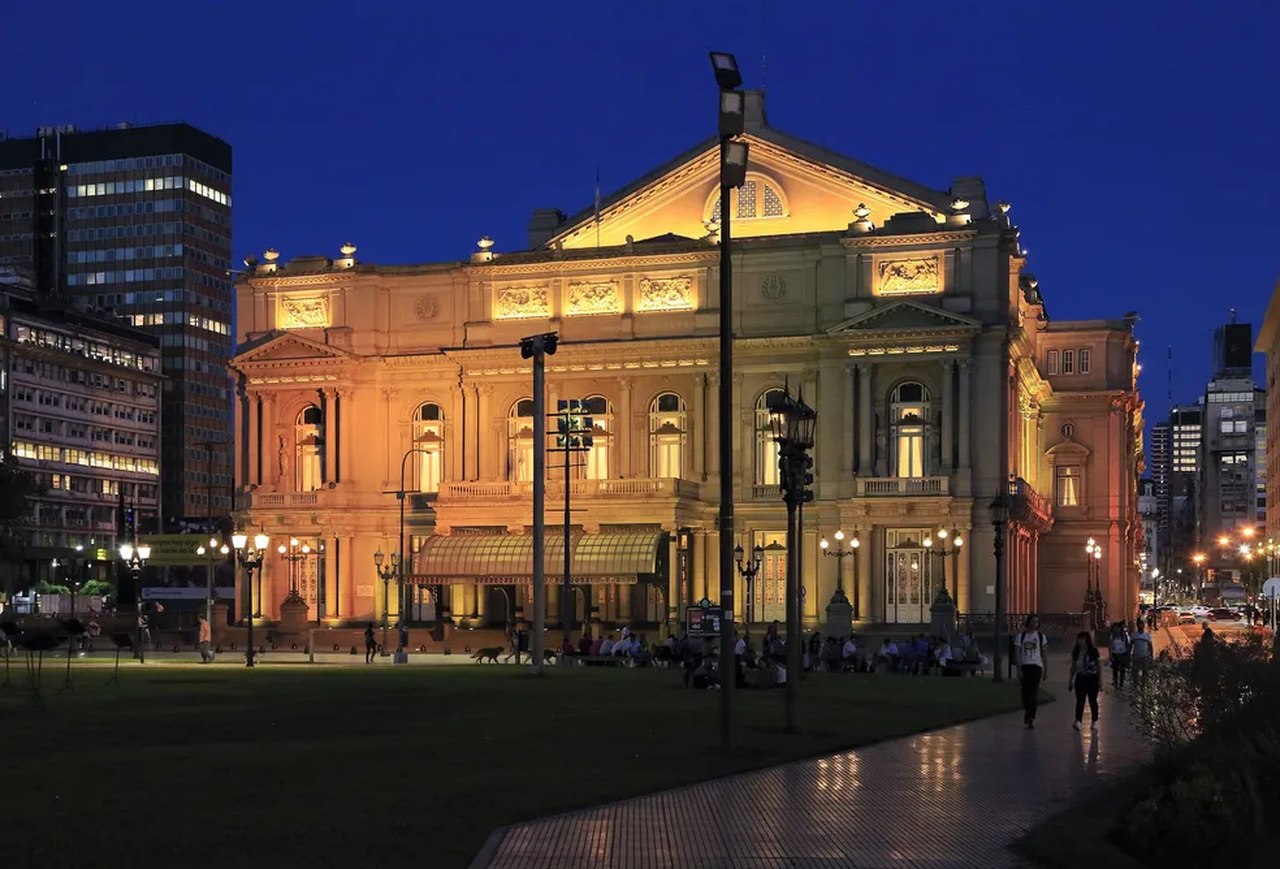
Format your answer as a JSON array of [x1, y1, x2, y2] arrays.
[[956, 611, 1087, 635]]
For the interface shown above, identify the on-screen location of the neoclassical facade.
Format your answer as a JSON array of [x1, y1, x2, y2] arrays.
[[230, 92, 1143, 632]]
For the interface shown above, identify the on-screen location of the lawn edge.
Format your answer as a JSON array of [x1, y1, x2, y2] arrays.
[[1012, 764, 1152, 868]]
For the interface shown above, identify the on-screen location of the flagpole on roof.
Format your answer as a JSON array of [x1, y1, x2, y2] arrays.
[[594, 166, 601, 249]]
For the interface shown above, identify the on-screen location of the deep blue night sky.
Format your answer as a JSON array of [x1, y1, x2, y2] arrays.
[[4, 0, 1277, 410]]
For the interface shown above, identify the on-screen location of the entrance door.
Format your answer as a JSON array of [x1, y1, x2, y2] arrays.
[[885, 549, 927, 623]]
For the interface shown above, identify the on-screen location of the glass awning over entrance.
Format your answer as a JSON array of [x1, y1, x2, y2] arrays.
[[406, 530, 664, 585]]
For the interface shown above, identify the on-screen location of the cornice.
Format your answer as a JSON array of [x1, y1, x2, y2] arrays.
[[466, 249, 718, 277], [247, 274, 356, 289], [840, 229, 977, 249]]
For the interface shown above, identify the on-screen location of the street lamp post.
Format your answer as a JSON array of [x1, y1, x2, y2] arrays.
[[768, 382, 817, 734], [118, 540, 151, 664], [553, 399, 594, 643], [397, 447, 437, 627], [1084, 538, 1104, 630], [520, 331, 558, 675], [923, 527, 964, 606], [989, 490, 1011, 684], [733, 542, 764, 627], [819, 530, 860, 619], [195, 537, 229, 626], [70, 544, 86, 618], [373, 547, 399, 656], [710, 49, 748, 749], [277, 537, 310, 605], [231, 531, 269, 667]]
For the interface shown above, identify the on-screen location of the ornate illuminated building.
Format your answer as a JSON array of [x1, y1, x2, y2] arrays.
[[230, 92, 1143, 633]]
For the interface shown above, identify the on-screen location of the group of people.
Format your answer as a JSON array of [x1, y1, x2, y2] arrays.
[[563, 627, 653, 665]]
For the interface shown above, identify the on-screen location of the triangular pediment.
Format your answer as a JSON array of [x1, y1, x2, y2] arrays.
[[828, 300, 983, 335], [233, 330, 350, 365], [548, 126, 952, 251]]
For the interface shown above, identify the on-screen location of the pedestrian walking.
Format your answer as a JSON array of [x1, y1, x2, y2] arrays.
[[363, 622, 377, 664], [1129, 622, 1153, 688], [1068, 631, 1101, 731], [197, 614, 214, 663], [1016, 615, 1048, 729], [1109, 622, 1131, 689]]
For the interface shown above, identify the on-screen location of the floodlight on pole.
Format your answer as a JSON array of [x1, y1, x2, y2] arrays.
[[709, 51, 742, 90]]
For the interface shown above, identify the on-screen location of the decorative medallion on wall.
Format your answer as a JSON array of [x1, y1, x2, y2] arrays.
[[277, 294, 331, 329], [636, 276, 694, 312], [566, 281, 621, 316], [876, 257, 941, 296], [494, 286, 549, 320], [761, 274, 787, 301], [414, 294, 439, 321]]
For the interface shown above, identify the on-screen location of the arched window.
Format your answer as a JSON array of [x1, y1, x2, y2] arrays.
[[707, 173, 788, 223], [583, 396, 612, 480], [649, 392, 687, 479], [890, 382, 931, 479], [508, 399, 535, 482], [755, 388, 785, 486], [412, 402, 444, 493], [295, 404, 324, 492]]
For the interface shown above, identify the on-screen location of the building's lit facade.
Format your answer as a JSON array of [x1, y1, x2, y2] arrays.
[[1255, 276, 1280, 541], [230, 93, 1143, 631], [1, 273, 161, 581]]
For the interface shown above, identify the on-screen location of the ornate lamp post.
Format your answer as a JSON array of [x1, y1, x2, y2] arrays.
[[1084, 538, 1104, 630], [733, 542, 764, 626], [373, 547, 399, 656], [277, 537, 310, 604], [231, 531, 269, 667], [989, 490, 1011, 684], [553, 399, 594, 642], [118, 540, 151, 663], [819, 530, 859, 634], [196, 537, 229, 625], [519, 331, 558, 676], [768, 382, 817, 734], [923, 527, 964, 605]]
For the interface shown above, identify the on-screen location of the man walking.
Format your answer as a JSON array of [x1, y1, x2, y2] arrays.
[[197, 614, 213, 664], [1016, 615, 1048, 729]]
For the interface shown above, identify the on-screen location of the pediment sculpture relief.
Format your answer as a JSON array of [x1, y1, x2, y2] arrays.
[[278, 295, 332, 329], [877, 257, 940, 296], [494, 286, 549, 320], [637, 276, 694, 312]]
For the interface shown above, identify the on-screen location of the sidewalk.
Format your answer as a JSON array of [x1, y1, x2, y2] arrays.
[[473, 683, 1148, 869]]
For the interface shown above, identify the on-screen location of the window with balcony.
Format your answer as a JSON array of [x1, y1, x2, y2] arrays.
[[890, 381, 931, 478], [755, 388, 784, 486], [413, 402, 444, 493], [295, 405, 324, 492], [583, 396, 611, 480], [508, 399, 535, 482], [1055, 465, 1081, 507], [649, 392, 686, 479]]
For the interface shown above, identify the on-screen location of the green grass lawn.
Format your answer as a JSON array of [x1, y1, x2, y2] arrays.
[[1, 661, 1023, 869]]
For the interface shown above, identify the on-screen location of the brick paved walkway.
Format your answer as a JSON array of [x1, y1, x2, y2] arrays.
[[473, 682, 1148, 869]]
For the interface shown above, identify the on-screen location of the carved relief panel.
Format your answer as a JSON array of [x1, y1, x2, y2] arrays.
[[277, 294, 332, 329], [493, 285, 550, 320], [566, 281, 621, 316], [636, 276, 694, 312], [874, 255, 942, 297]]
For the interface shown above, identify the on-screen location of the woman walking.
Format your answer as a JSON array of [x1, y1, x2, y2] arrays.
[[1068, 631, 1102, 732]]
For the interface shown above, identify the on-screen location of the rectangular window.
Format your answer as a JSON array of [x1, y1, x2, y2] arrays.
[[1062, 350, 1075, 374], [1046, 350, 1059, 375], [1056, 465, 1081, 507], [1079, 348, 1091, 374]]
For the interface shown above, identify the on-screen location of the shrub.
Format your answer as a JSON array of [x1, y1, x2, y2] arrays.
[[79, 579, 113, 597]]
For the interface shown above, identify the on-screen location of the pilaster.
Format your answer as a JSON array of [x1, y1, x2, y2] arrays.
[[941, 359, 955, 473]]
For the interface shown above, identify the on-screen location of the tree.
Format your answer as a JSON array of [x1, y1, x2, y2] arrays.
[[0, 454, 41, 596]]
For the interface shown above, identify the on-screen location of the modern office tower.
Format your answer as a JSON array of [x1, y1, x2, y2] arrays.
[[0, 122, 233, 531], [1200, 321, 1265, 536], [1, 272, 161, 583], [1168, 404, 1203, 549], [1151, 421, 1171, 552]]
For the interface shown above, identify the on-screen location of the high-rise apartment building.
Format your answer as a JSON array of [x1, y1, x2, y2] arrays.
[[1, 273, 161, 584], [1197, 321, 1266, 537], [1168, 403, 1203, 551], [1150, 420, 1171, 550], [0, 123, 233, 530]]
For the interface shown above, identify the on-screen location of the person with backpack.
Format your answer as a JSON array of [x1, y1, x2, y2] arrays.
[[1109, 622, 1132, 689], [1016, 615, 1048, 729], [1129, 622, 1153, 687], [1068, 630, 1102, 731]]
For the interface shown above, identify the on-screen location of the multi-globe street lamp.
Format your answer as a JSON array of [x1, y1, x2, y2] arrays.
[[989, 490, 1011, 684], [923, 527, 963, 606], [710, 48, 748, 750], [553, 399, 595, 642], [373, 547, 400, 657], [277, 537, 311, 604], [819, 530, 860, 617], [195, 537, 229, 625], [118, 540, 151, 663], [733, 542, 764, 626], [231, 532, 269, 667], [768, 382, 816, 734], [1084, 537, 1104, 629]]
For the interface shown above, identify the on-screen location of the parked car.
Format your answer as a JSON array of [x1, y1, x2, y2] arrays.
[[1208, 607, 1242, 622]]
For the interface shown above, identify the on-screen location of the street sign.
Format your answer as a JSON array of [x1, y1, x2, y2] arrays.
[[687, 604, 723, 637], [1262, 577, 1280, 599], [142, 587, 236, 601], [134, 534, 228, 567]]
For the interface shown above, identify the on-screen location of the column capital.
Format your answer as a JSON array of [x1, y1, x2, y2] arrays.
[[381, 387, 399, 400], [958, 357, 973, 371], [477, 383, 495, 397], [856, 361, 873, 374], [693, 372, 706, 387], [942, 358, 956, 371], [618, 375, 634, 391]]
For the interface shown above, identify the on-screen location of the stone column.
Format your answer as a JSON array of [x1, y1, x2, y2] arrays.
[[618, 376, 633, 478], [476, 385, 494, 480], [956, 527, 971, 615], [691, 531, 709, 602], [958, 359, 972, 470], [321, 388, 336, 484], [261, 392, 279, 490], [842, 366, 855, 477], [731, 372, 746, 492], [941, 359, 955, 473], [691, 373, 706, 480], [706, 374, 721, 478], [448, 384, 464, 485], [856, 525, 873, 622], [858, 364, 873, 474], [323, 537, 337, 622], [667, 534, 680, 626], [245, 389, 261, 487], [337, 388, 353, 484]]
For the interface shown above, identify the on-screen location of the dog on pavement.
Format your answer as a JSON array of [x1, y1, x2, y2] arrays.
[[471, 646, 503, 664]]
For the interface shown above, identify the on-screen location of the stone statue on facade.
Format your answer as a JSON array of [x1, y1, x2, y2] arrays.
[[277, 435, 290, 484]]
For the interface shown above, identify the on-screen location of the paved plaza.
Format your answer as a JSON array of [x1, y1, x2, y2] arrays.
[[473, 681, 1148, 869]]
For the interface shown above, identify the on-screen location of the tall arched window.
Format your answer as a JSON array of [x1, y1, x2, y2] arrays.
[[583, 396, 612, 480], [890, 382, 931, 478], [649, 392, 687, 479], [413, 402, 444, 493], [508, 399, 535, 482], [755, 388, 785, 486], [295, 405, 324, 491]]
